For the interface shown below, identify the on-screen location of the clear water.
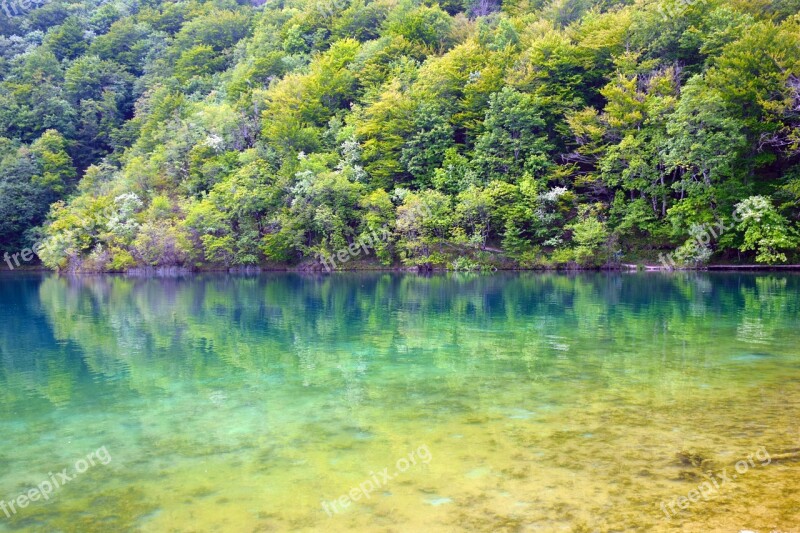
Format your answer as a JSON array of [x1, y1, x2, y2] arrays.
[[0, 272, 798, 532]]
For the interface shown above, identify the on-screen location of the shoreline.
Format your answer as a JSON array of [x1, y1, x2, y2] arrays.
[[5, 263, 800, 275]]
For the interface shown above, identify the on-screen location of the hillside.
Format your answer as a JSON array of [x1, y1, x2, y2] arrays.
[[1, 0, 800, 271]]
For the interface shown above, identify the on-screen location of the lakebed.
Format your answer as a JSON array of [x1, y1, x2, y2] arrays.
[[0, 272, 798, 532]]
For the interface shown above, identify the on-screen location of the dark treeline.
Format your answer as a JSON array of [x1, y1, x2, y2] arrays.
[[1, 0, 800, 271]]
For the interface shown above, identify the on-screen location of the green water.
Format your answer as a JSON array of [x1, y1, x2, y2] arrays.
[[0, 273, 798, 532]]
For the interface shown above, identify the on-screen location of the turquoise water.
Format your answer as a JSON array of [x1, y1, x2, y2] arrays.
[[0, 273, 798, 532]]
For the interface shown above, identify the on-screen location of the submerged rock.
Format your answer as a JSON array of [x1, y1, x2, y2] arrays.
[[425, 497, 453, 506]]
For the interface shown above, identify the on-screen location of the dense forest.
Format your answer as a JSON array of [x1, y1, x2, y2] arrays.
[[1, 0, 799, 271]]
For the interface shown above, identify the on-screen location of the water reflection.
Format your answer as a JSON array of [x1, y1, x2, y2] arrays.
[[1, 273, 794, 406]]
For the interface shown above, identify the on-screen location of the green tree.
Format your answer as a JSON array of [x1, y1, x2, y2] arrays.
[[44, 17, 88, 61], [30, 130, 76, 195], [395, 189, 452, 265], [384, 4, 453, 52], [735, 196, 798, 264], [472, 87, 551, 182]]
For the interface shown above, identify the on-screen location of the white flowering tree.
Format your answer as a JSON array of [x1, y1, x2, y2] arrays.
[[735, 196, 798, 264]]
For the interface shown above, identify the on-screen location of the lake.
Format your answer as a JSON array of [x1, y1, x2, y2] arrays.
[[0, 272, 798, 532]]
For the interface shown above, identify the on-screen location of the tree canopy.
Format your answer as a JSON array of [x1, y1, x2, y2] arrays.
[[0, 0, 798, 270]]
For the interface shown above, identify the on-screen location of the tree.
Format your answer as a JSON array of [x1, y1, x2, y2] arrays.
[[358, 188, 395, 264], [384, 4, 454, 52], [400, 101, 454, 188], [472, 87, 551, 182], [64, 56, 134, 166], [395, 189, 452, 264], [44, 17, 88, 61], [735, 196, 798, 264], [30, 129, 76, 196], [455, 185, 495, 249], [355, 79, 415, 188], [564, 209, 610, 266], [664, 76, 748, 222]]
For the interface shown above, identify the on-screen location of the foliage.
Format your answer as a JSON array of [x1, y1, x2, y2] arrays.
[[562, 208, 610, 266], [0, 0, 796, 270], [735, 196, 799, 264]]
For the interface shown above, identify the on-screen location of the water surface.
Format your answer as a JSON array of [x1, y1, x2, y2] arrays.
[[0, 273, 798, 532]]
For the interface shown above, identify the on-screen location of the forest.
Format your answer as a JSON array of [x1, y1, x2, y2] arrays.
[[1, 0, 800, 271]]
